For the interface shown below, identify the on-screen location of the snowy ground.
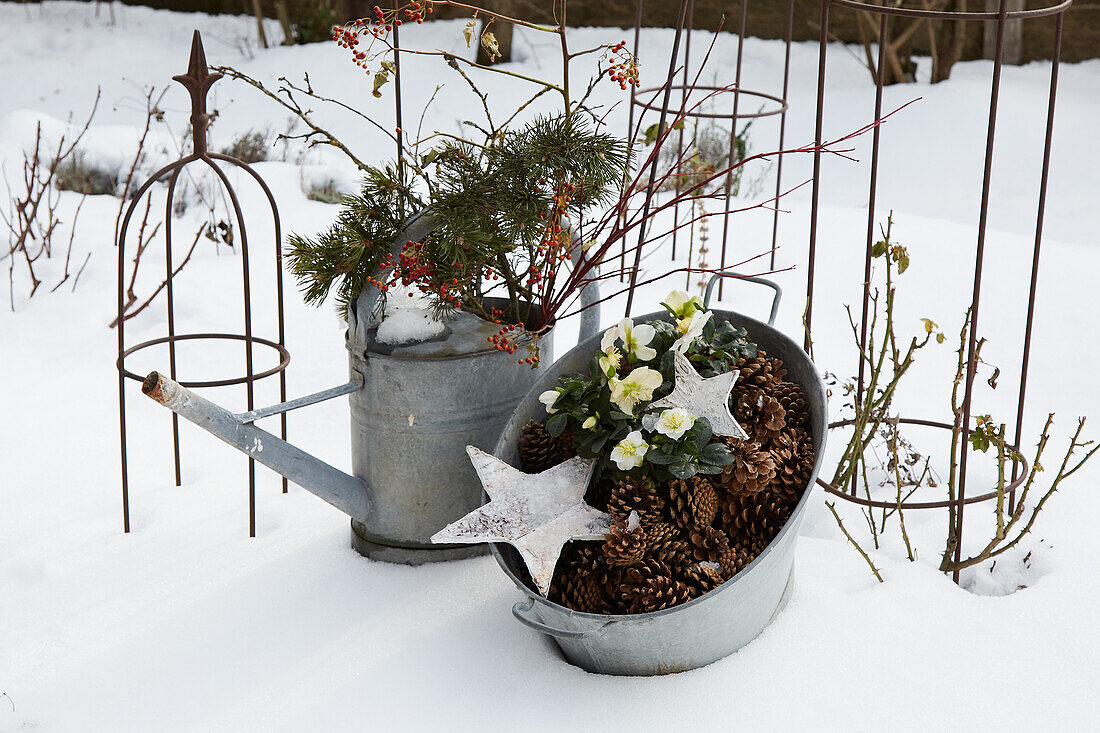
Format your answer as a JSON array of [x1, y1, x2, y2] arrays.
[[2, 2, 1099, 730]]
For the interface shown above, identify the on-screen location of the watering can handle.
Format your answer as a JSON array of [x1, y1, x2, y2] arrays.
[[702, 273, 782, 327], [511, 599, 614, 639]]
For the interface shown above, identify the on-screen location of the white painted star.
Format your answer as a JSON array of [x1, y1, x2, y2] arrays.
[[642, 350, 749, 440], [431, 447, 611, 596]]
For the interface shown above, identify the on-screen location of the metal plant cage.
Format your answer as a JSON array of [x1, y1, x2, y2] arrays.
[[804, 0, 1071, 581], [116, 31, 290, 538], [621, 0, 797, 312]]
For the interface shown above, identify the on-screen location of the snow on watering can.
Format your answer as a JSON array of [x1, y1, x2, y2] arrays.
[[141, 213, 600, 564]]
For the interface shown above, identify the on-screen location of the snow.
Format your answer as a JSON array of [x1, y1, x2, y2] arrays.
[[2, 1, 1099, 729], [374, 289, 447, 345]]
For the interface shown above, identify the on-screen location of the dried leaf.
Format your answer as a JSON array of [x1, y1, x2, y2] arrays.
[[481, 30, 501, 63], [463, 19, 476, 48]]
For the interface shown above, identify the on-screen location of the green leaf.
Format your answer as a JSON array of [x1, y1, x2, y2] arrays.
[[545, 412, 568, 438], [645, 452, 678, 465], [700, 442, 734, 466], [668, 461, 696, 479], [871, 240, 887, 258]]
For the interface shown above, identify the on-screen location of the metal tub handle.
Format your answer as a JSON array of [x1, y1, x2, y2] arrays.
[[511, 599, 615, 639], [703, 273, 783, 327]]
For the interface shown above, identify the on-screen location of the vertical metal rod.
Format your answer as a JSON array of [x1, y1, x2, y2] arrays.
[[768, 0, 795, 272], [954, 0, 1010, 583], [624, 0, 689, 316], [671, 0, 694, 263], [392, 0, 405, 185], [805, 0, 830, 351], [621, 0, 644, 283], [1009, 10, 1063, 514], [203, 158, 257, 537], [852, 7, 889, 495], [716, 0, 749, 301], [165, 168, 183, 488]]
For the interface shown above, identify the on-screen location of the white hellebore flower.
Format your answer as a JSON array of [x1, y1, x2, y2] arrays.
[[663, 289, 703, 318], [598, 346, 622, 378], [611, 430, 649, 471], [582, 415, 599, 430], [539, 389, 561, 414], [609, 366, 663, 414], [602, 318, 657, 362], [671, 309, 712, 354], [655, 407, 696, 440]]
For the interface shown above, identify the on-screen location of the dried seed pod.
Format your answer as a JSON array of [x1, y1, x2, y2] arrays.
[[721, 491, 794, 546], [732, 388, 787, 443], [621, 559, 694, 613], [689, 525, 731, 562], [668, 476, 720, 531], [602, 514, 648, 567], [769, 426, 815, 502], [767, 381, 810, 429], [518, 420, 576, 473], [735, 351, 787, 391], [720, 438, 778, 497], [607, 475, 666, 526], [682, 560, 725, 595]]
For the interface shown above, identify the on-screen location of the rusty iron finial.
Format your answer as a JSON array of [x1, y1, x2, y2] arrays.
[[172, 30, 222, 156]]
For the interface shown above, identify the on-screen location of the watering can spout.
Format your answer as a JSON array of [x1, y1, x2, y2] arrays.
[[141, 371, 371, 522]]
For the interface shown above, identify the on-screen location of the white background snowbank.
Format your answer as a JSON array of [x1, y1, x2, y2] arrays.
[[1, 2, 1099, 730]]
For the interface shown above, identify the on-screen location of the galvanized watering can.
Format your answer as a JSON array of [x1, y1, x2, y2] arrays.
[[141, 214, 600, 564], [490, 275, 827, 675]]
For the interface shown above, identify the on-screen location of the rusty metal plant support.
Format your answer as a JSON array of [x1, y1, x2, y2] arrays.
[[805, 0, 1070, 582], [117, 30, 289, 537], [623, 0, 796, 311]]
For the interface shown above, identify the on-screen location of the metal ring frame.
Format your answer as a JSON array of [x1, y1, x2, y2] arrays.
[[118, 333, 290, 387], [117, 31, 289, 537], [621, 0, 797, 310], [632, 85, 788, 120], [805, 0, 1069, 581], [818, 419, 1029, 510]]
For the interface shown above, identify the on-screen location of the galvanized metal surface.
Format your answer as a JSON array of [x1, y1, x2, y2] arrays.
[[141, 251, 600, 566], [490, 294, 827, 675], [142, 372, 369, 522]]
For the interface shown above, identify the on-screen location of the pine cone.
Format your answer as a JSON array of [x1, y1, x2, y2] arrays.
[[770, 427, 815, 502], [731, 388, 787, 443], [668, 476, 719, 531], [652, 538, 694, 572], [682, 561, 725, 594], [643, 522, 681, 552], [621, 560, 693, 613], [518, 420, 576, 473], [719, 438, 777, 496], [721, 491, 794, 546], [549, 544, 601, 613], [717, 544, 756, 579], [608, 475, 666, 526], [735, 351, 787, 391], [602, 517, 648, 567], [768, 381, 810, 429], [689, 525, 731, 562]]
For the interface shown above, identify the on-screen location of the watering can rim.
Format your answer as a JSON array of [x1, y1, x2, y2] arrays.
[[489, 302, 828, 623]]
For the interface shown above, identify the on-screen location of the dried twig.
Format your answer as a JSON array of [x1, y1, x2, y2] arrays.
[[827, 501, 884, 582]]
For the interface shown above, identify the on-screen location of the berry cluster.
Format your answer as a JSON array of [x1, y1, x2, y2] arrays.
[[606, 41, 640, 90]]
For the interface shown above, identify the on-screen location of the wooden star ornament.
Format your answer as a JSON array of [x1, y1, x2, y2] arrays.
[[642, 350, 750, 440], [431, 447, 611, 595]]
